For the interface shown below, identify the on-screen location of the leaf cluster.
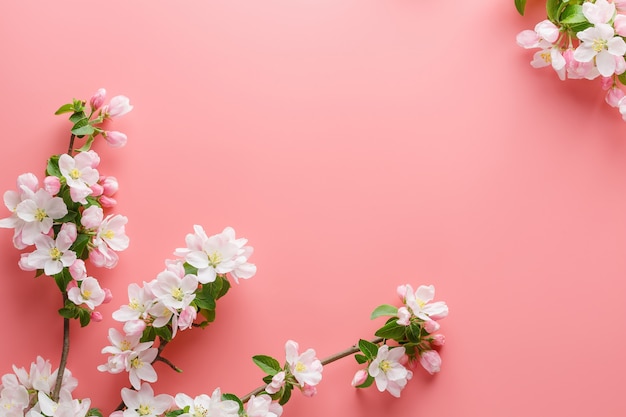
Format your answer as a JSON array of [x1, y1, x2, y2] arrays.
[[515, 0, 592, 34], [54, 98, 105, 152]]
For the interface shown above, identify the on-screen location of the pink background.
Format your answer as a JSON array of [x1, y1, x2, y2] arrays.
[[2, 1, 626, 416]]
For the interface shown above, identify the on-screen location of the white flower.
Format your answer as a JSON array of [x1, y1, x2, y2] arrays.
[[285, 340, 323, 387], [67, 277, 106, 310], [399, 284, 448, 321], [58, 153, 99, 203], [574, 23, 626, 77], [23, 225, 77, 276], [582, 0, 616, 25], [175, 388, 239, 417], [14, 189, 67, 245], [112, 283, 155, 323], [121, 383, 172, 417], [175, 226, 256, 284], [150, 261, 198, 311], [127, 349, 158, 390], [368, 345, 411, 398], [245, 394, 283, 417]]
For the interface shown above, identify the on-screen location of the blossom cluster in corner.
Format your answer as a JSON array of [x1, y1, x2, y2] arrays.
[[516, 0, 626, 120]]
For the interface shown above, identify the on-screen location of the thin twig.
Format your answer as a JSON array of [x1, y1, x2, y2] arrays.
[[52, 293, 70, 402], [239, 337, 384, 403]]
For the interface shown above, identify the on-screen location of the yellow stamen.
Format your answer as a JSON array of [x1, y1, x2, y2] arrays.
[[35, 208, 47, 222], [69, 168, 81, 180]]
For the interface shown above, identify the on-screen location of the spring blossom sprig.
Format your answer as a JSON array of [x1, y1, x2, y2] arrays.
[[515, 0, 626, 121], [0, 90, 450, 417]]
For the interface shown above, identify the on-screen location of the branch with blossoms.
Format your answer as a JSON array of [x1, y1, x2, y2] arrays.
[[0, 90, 449, 417], [515, 0, 626, 121]]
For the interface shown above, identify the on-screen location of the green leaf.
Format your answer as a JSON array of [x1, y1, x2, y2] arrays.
[[58, 306, 76, 319], [374, 320, 407, 341], [252, 355, 282, 375], [46, 155, 62, 177], [560, 4, 586, 24], [78, 308, 91, 327], [355, 374, 375, 389], [278, 384, 292, 406], [53, 269, 73, 292], [77, 135, 95, 152], [514, 0, 527, 16], [69, 111, 86, 123], [71, 121, 95, 137], [619, 71, 626, 86], [199, 307, 216, 324], [406, 323, 421, 343], [183, 262, 198, 275], [354, 354, 368, 364], [370, 304, 398, 320], [154, 325, 173, 341], [56, 210, 78, 224], [358, 339, 379, 360], [165, 410, 185, 417], [546, 0, 562, 22], [87, 408, 103, 417], [54, 103, 75, 115]]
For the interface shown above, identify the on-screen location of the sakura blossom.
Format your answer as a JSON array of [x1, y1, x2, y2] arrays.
[[175, 388, 239, 417], [398, 284, 448, 322], [245, 394, 283, 417], [418, 350, 442, 375], [58, 152, 100, 204], [127, 349, 158, 390], [103, 95, 133, 119], [14, 189, 67, 246], [367, 345, 411, 398], [121, 383, 172, 417], [22, 224, 77, 276], [175, 225, 256, 284], [574, 24, 626, 77], [67, 277, 106, 310], [285, 340, 323, 388]]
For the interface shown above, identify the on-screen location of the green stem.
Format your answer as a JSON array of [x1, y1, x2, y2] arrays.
[[52, 293, 70, 402], [239, 337, 384, 404]]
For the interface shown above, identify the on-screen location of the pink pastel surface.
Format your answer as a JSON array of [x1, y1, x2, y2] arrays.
[[1, 1, 626, 416]]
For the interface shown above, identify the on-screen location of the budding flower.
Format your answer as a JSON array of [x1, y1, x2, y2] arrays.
[[103, 131, 128, 148], [90, 88, 106, 110], [103, 96, 133, 119]]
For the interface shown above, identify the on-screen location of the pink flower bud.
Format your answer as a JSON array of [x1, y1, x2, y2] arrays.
[[100, 176, 119, 196], [18, 253, 37, 271], [396, 284, 409, 300], [102, 288, 113, 304], [104, 131, 128, 148], [69, 259, 87, 281], [601, 76, 613, 90], [90, 183, 104, 197], [351, 369, 368, 387], [60, 222, 77, 243], [419, 350, 441, 375], [99, 195, 117, 208], [123, 320, 146, 336], [615, 14, 626, 36], [606, 87, 625, 107], [430, 333, 446, 347], [396, 307, 411, 326], [301, 384, 317, 397], [90, 88, 106, 110], [265, 371, 285, 394], [43, 176, 61, 195], [103, 95, 133, 119], [178, 306, 197, 330], [423, 319, 440, 333], [90, 311, 103, 322], [83, 150, 101, 168]]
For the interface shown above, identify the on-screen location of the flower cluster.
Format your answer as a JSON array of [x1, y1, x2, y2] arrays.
[[99, 225, 256, 390], [0, 90, 449, 417], [0, 89, 132, 326], [351, 284, 448, 397], [0, 357, 91, 417], [515, 0, 626, 120]]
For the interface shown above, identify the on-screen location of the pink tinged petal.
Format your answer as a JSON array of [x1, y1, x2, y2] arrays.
[[415, 285, 435, 303], [82, 206, 104, 228], [615, 14, 626, 36], [535, 20, 559, 42], [597, 50, 617, 76], [285, 340, 300, 365], [583, 0, 615, 24], [550, 49, 566, 71], [187, 251, 210, 269], [104, 131, 128, 148], [573, 45, 596, 63]]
